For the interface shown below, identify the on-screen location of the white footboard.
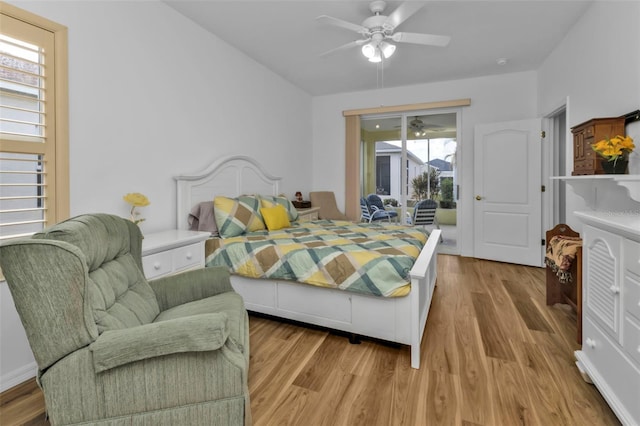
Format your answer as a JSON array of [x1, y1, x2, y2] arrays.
[[408, 229, 440, 369], [229, 229, 440, 369]]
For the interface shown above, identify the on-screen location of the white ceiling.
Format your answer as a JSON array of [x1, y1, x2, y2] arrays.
[[165, 0, 592, 96]]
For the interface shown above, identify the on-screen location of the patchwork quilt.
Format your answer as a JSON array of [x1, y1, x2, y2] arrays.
[[205, 220, 429, 297]]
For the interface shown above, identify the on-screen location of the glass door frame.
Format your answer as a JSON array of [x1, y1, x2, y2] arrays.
[[360, 108, 461, 238]]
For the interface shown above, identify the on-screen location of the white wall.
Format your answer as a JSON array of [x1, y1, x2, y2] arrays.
[[311, 71, 538, 257], [1, 0, 312, 392], [538, 1, 640, 230]]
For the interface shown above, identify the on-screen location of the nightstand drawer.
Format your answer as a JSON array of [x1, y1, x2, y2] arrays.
[[142, 251, 173, 279], [297, 207, 320, 222], [141, 230, 210, 279], [300, 211, 318, 221], [173, 242, 204, 271]]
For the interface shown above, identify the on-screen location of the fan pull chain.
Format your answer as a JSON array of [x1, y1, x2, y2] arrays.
[[380, 55, 384, 89], [376, 50, 385, 90]]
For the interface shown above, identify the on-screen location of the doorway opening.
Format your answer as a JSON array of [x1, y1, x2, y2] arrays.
[[546, 107, 567, 227]]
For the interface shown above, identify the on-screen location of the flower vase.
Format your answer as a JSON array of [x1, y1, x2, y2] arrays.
[[601, 159, 628, 175]]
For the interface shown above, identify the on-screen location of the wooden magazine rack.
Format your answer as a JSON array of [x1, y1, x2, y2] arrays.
[[546, 223, 583, 344]]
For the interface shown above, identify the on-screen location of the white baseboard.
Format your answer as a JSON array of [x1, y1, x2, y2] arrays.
[[0, 362, 37, 393]]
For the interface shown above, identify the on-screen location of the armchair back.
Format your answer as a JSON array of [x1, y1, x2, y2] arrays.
[[0, 214, 160, 371]]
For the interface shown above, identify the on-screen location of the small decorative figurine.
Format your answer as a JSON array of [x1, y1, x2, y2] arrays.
[[295, 191, 303, 202]]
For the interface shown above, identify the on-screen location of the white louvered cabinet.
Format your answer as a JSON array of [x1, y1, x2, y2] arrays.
[[575, 212, 640, 426]]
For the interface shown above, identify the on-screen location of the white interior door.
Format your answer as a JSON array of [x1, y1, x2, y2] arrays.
[[474, 119, 542, 266]]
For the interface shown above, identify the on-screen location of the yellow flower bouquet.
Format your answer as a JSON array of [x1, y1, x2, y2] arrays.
[[591, 135, 635, 167], [123, 192, 150, 225]]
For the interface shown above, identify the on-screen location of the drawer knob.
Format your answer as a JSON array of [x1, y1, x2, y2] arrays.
[[609, 285, 620, 294], [186, 252, 193, 260], [153, 262, 161, 270], [585, 338, 596, 349]]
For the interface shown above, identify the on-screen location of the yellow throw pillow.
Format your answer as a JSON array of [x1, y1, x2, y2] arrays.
[[260, 204, 291, 231], [260, 195, 299, 221]]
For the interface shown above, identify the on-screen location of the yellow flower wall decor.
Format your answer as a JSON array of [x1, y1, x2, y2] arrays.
[[123, 192, 150, 225], [591, 135, 635, 166]]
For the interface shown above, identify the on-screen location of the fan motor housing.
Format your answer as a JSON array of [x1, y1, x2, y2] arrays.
[[362, 15, 388, 31]]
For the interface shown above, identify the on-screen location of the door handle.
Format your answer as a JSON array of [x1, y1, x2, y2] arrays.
[[475, 195, 482, 201]]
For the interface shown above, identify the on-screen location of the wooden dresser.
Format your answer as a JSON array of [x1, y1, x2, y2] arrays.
[[571, 117, 625, 175]]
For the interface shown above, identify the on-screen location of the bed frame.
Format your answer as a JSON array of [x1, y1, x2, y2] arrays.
[[175, 155, 440, 368]]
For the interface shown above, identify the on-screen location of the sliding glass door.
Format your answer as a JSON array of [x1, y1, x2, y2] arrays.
[[360, 111, 459, 253]]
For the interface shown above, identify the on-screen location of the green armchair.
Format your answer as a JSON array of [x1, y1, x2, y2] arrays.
[[0, 214, 251, 425]]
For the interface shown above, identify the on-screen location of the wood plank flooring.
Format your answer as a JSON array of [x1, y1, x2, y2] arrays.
[[0, 255, 619, 425]]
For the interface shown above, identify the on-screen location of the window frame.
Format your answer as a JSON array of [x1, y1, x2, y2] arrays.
[[1, 1, 69, 237]]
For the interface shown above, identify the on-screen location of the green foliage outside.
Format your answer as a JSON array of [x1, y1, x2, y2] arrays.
[[411, 169, 440, 200], [439, 177, 456, 209]]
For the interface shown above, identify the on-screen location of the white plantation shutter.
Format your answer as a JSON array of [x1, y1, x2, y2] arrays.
[[0, 153, 45, 239], [0, 6, 68, 241]]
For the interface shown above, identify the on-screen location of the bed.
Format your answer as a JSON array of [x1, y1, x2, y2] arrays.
[[175, 155, 440, 368]]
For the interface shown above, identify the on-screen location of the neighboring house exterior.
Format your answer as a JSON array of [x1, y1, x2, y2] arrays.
[[428, 158, 452, 176], [375, 142, 427, 201]]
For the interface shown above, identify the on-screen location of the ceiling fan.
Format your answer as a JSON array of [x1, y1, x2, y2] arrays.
[[317, 0, 450, 63], [395, 116, 443, 136]]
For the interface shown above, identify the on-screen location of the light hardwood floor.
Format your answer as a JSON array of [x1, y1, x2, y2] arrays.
[[0, 255, 619, 425]]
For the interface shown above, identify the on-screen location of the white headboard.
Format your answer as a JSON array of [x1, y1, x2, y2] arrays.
[[174, 155, 281, 230]]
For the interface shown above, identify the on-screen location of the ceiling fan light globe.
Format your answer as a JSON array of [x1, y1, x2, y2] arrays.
[[380, 41, 396, 58], [368, 50, 382, 62], [361, 43, 376, 59]]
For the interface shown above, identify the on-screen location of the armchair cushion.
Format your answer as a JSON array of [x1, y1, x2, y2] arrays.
[[90, 312, 229, 373], [149, 266, 234, 311], [155, 292, 248, 357]]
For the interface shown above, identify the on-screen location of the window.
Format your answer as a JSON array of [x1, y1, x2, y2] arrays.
[[0, 3, 68, 240], [375, 154, 390, 195]]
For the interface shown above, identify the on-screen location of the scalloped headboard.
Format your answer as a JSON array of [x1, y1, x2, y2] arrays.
[[174, 155, 281, 230]]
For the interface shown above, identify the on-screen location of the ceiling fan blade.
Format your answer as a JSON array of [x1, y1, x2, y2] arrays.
[[392, 32, 451, 47], [316, 15, 369, 35], [384, 2, 425, 30], [319, 39, 367, 57]]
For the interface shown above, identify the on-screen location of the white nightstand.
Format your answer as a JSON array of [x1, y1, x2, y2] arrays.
[[296, 206, 320, 222], [141, 230, 210, 279]]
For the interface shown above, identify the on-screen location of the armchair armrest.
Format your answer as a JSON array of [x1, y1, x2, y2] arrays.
[[90, 312, 229, 373], [149, 266, 234, 311]]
